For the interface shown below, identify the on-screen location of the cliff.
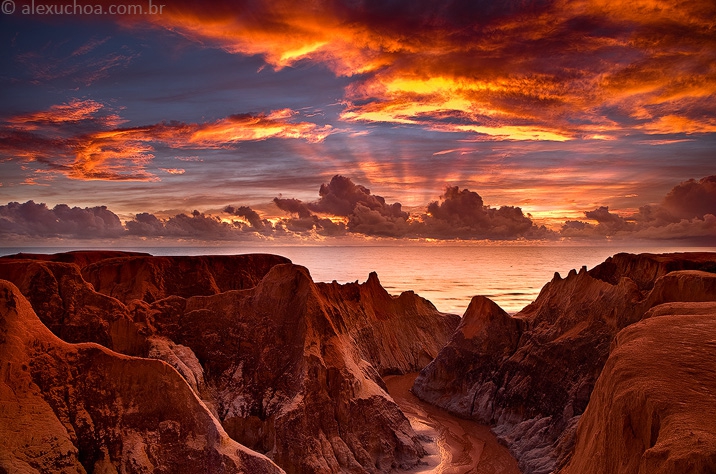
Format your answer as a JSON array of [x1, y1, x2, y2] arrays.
[[0, 258, 138, 352], [0, 280, 284, 474], [81, 254, 291, 302], [136, 264, 428, 473], [315, 272, 460, 375], [0, 251, 459, 474], [559, 302, 716, 474], [413, 252, 716, 474], [1, 249, 151, 268]]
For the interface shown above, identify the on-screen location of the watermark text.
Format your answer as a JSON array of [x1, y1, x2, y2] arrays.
[[2, 0, 166, 15]]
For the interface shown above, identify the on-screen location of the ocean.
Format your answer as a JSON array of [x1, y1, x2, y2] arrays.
[[2, 244, 714, 315]]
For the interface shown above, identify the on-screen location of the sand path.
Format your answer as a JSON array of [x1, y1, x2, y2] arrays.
[[384, 373, 521, 474]]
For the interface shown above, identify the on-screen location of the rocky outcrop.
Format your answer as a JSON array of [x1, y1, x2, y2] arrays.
[[315, 272, 460, 375], [589, 252, 716, 291], [0, 251, 459, 474], [135, 264, 453, 473], [411, 295, 524, 417], [0, 280, 284, 474], [413, 252, 716, 474], [0, 252, 289, 354], [0, 258, 141, 353], [559, 303, 716, 474]]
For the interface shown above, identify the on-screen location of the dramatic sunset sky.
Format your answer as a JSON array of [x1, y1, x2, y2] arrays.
[[1, 0, 715, 244]]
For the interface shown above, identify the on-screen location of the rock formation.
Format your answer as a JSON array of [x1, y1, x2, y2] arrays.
[[0, 280, 284, 474], [8, 249, 711, 473], [413, 252, 716, 474], [81, 254, 291, 303], [135, 263, 430, 473], [0, 251, 459, 474], [315, 272, 460, 375], [559, 302, 716, 474], [0, 258, 138, 352], [2, 249, 151, 267]]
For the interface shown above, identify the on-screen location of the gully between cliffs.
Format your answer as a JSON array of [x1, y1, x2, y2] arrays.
[[385, 373, 521, 474]]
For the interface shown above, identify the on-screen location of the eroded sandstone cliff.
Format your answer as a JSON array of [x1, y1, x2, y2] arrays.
[[413, 252, 716, 474], [82, 254, 291, 303], [559, 302, 716, 474], [0, 251, 459, 474], [8, 249, 711, 474], [315, 272, 459, 375], [0, 280, 284, 474], [134, 263, 429, 473]]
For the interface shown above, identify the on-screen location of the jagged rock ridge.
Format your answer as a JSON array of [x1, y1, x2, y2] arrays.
[[413, 252, 716, 474], [0, 251, 459, 474]]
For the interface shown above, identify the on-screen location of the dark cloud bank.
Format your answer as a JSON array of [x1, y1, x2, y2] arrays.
[[1, 175, 714, 242], [561, 176, 716, 241]]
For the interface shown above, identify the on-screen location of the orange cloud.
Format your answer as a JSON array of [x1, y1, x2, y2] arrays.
[[66, 110, 332, 179], [139, 0, 716, 139], [160, 168, 186, 175], [1, 101, 334, 181], [7, 99, 123, 130], [187, 110, 332, 146], [641, 115, 716, 135], [70, 129, 157, 181], [148, 3, 397, 76]]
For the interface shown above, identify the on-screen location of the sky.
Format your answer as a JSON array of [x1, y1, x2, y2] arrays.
[[0, 0, 715, 244]]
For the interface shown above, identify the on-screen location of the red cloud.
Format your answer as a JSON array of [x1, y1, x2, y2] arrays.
[[0, 102, 333, 182], [135, 0, 716, 140]]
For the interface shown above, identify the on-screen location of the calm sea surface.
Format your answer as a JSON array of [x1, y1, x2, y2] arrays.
[[2, 244, 714, 314]]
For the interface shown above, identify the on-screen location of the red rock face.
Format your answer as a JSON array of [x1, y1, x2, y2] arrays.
[[0, 280, 284, 474], [413, 252, 716, 474], [588, 252, 716, 291], [135, 263, 458, 473], [560, 303, 716, 474], [315, 272, 460, 375], [0, 251, 459, 474], [0, 259, 139, 352], [81, 254, 291, 303]]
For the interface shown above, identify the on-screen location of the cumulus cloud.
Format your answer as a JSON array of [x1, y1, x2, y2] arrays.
[[223, 204, 273, 232], [419, 186, 553, 239], [125, 210, 241, 240], [273, 197, 313, 219], [274, 175, 410, 237], [123, 212, 165, 236], [346, 203, 411, 237], [0, 201, 124, 238], [561, 175, 716, 241], [561, 211, 627, 238], [274, 175, 552, 240], [274, 196, 347, 236], [2, 175, 713, 242], [309, 175, 409, 219], [274, 176, 410, 237], [661, 175, 716, 220]]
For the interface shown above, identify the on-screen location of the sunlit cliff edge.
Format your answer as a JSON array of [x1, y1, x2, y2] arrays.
[[1, 251, 715, 474]]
